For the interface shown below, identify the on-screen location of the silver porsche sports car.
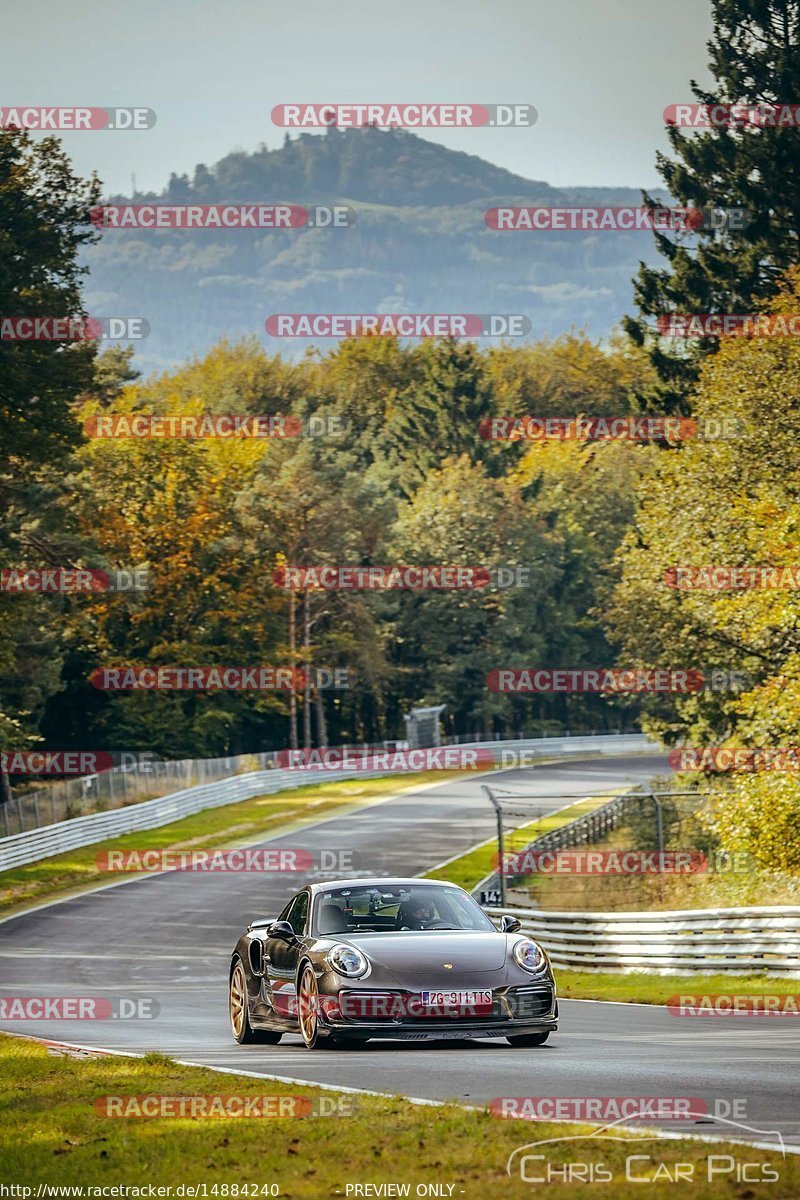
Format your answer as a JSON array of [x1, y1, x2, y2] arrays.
[[229, 877, 558, 1049]]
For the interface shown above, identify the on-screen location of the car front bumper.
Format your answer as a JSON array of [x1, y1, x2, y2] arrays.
[[323, 981, 558, 1039], [324, 1017, 559, 1041]]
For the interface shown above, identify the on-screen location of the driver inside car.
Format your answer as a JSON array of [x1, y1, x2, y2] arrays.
[[397, 897, 437, 929]]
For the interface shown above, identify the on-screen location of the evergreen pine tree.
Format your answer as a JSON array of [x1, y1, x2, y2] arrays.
[[625, 0, 800, 412]]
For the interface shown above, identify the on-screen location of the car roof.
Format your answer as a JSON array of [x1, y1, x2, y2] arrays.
[[309, 877, 458, 894]]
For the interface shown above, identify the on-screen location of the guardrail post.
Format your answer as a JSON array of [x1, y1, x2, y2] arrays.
[[643, 786, 665, 900], [482, 784, 506, 907], [0, 769, 11, 815]]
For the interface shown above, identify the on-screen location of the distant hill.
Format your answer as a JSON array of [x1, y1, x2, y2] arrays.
[[83, 126, 664, 372]]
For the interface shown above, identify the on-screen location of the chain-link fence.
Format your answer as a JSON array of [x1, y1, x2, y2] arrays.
[[0, 739, 416, 836], [0, 727, 643, 838], [442, 725, 635, 744], [0, 752, 279, 837]]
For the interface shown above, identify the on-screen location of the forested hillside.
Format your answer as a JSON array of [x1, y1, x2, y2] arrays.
[[84, 127, 664, 370]]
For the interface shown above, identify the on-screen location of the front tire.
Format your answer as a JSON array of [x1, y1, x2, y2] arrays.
[[506, 1031, 551, 1047], [229, 960, 282, 1044], [298, 963, 338, 1050]]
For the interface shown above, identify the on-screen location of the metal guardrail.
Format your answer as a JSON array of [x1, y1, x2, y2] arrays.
[[0, 734, 657, 872], [2, 731, 652, 837], [0, 752, 278, 838], [457, 732, 655, 763], [486, 905, 800, 976], [0, 765, 397, 873]]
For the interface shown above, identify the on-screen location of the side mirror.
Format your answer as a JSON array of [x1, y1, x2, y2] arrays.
[[267, 920, 297, 942], [248, 939, 265, 976], [501, 915, 522, 933]]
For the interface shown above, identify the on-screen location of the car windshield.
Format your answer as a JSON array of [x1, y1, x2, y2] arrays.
[[312, 884, 495, 935]]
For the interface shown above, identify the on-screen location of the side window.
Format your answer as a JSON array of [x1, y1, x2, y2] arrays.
[[285, 891, 309, 935]]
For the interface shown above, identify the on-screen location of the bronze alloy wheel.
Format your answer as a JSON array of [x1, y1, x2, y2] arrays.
[[298, 963, 337, 1049], [229, 959, 282, 1045], [230, 961, 249, 1042], [298, 964, 320, 1047]]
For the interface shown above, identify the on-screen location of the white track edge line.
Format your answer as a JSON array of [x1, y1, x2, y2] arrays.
[[3, 1030, 798, 1156]]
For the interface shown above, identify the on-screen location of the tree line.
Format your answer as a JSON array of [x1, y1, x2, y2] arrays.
[[2, 1, 800, 870]]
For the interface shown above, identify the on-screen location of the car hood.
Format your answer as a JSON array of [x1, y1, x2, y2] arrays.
[[341, 931, 510, 982]]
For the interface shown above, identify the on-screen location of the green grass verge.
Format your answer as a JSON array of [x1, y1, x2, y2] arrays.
[[0, 771, 465, 919], [0, 1033, 794, 1195], [424, 792, 619, 892], [556, 969, 799, 1005]]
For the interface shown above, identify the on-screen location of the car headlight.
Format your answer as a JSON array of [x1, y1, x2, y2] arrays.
[[328, 944, 369, 978], [513, 938, 546, 972]]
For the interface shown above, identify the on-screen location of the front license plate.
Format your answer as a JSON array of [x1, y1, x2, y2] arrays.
[[420, 989, 492, 1007]]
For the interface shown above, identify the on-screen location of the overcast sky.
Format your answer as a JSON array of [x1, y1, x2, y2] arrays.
[[2, 0, 714, 195]]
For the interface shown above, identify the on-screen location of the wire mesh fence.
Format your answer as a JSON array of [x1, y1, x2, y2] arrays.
[[0, 739, 421, 836], [0, 728, 647, 839], [474, 782, 713, 908], [0, 752, 279, 838]]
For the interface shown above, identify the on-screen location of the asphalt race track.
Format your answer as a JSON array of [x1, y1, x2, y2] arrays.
[[1, 754, 798, 1152]]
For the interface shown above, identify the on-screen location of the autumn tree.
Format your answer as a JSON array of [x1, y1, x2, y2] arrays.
[[610, 267, 800, 866]]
